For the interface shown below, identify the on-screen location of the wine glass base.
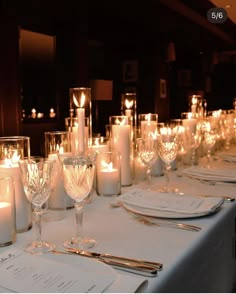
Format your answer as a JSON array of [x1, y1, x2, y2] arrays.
[[26, 241, 56, 254], [63, 237, 96, 251]]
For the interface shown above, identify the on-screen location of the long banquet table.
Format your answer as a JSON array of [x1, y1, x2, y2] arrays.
[[1, 161, 236, 293]]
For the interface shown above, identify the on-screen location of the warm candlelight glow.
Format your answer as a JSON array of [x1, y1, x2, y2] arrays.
[[4, 150, 20, 167], [31, 108, 36, 118], [49, 108, 56, 118], [73, 92, 86, 108], [55, 144, 64, 154], [101, 161, 113, 171], [115, 117, 127, 125], [145, 113, 152, 121], [192, 96, 198, 105], [125, 99, 134, 109]]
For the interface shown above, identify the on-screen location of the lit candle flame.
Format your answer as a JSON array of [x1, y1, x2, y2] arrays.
[[73, 92, 86, 108], [125, 99, 133, 109], [4, 150, 21, 167], [145, 113, 152, 121], [101, 161, 113, 171], [115, 118, 127, 125], [192, 96, 198, 105], [56, 144, 64, 154]]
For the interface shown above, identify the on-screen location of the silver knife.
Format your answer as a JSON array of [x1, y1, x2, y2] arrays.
[[65, 249, 160, 276], [66, 248, 162, 269]]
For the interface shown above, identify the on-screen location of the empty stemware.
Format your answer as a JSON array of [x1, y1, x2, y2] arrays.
[[136, 137, 158, 188], [157, 123, 179, 192], [59, 154, 96, 250], [18, 157, 56, 254]]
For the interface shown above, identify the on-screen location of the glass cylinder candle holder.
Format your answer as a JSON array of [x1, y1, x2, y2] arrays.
[[65, 117, 89, 155], [138, 113, 158, 139], [188, 95, 207, 118], [89, 136, 109, 154], [109, 115, 133, 186], [44, 131, 74, 216], [181, 112, 198, 135], [0, 174, 16, 246], [69, 87, 92, 152], [0, 136, 32, 233], [96, 151, 121, 197]]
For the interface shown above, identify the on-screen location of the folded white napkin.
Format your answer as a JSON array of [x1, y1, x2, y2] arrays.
[[119, 188, 223, 215], [182, 165, 236, 182]]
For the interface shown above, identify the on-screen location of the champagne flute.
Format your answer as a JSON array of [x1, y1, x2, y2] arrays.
[[158, 124, 178, 192], [136, 137, 158, 188], [59, 154, 96, 250], [18, 157, 56, 254]]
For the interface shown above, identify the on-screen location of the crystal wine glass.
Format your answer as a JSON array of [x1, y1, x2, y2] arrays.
[[136, 137, 158, 188], [201, 118, 217, 168], [18, 157, 56, 254], [158, 124, 179, 192], [59, 154, 96, 250]]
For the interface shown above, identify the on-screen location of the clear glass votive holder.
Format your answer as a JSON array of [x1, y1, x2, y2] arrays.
[[0, 136, 32, 233], [138, 113, 158, 139], [65, 117, 89, 155], [96, 151, 121, 197], [44, 131, 74, 221], [0, 174, 16, 246]]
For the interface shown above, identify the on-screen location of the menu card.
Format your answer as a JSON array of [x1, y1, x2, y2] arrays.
[[0, 247, 115, 293]]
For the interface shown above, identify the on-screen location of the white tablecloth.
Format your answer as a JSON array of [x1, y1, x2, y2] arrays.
[[1, 163, 236, 292]]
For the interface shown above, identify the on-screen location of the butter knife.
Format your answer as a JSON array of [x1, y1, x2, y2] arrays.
[[65, 249, 160, 276]]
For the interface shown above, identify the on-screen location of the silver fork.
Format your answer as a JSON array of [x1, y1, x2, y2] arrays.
[[133, 214, 202, 232]]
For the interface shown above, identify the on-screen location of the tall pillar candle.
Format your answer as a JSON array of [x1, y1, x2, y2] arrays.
[[110, 116, 132, 186]]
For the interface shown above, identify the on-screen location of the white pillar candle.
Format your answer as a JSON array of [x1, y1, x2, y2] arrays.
[[0, 164, 32, 233], [140, 121, 157, 138], [97, 165, 120, 196], [48, 153, 74, 210], [0, 201, 13, 244], [111, 124, 132, 186], [76, 108, 85, 154], [182, 118, 197, 135]]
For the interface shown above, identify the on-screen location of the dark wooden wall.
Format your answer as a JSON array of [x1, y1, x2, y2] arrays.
[[0, 0, 236, 153]]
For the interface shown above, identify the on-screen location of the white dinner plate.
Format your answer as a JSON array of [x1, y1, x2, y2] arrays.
[[121, 200, 223, 219], [119, 188, 224, 219], [182, 166, 236, 183]]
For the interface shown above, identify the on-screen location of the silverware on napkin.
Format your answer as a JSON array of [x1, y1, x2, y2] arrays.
[[52, 249, 160, 277]]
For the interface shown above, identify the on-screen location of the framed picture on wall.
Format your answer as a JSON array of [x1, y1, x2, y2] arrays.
[[122, 60, 138, 83], [160, 79, 167, 99]]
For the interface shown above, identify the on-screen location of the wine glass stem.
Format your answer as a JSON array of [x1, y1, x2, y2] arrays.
[[146, 165, 152, 186], [34, 207, 44, 244], [207, 149, 211, 168], [191, 148, 196, 166], [165, 164, 171, 191], [74, 202, 84, 240]]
